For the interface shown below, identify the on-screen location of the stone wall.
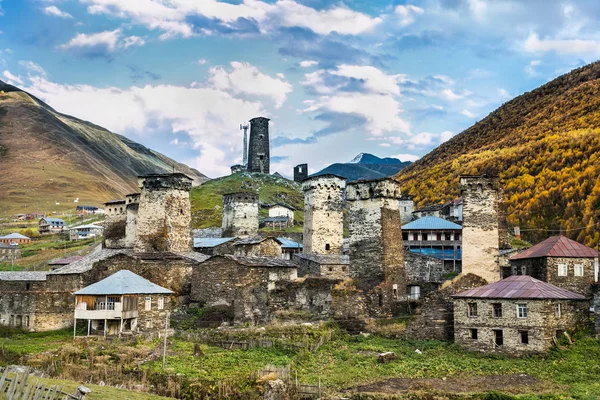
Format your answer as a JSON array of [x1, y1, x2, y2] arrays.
[[0, 291, 73, 331], [247, 117, 270, 174], [222, 192, 259, 237], [104, 201, 127, 249], [302, 175, 346, 255], [405, 251, 444, 283], [293, 255, 349, 278], [454, 297, 590, 355], [134, 174, 193, 253], [460, 176, 501, 283], [234, 238, 281, 257], [399, 195, 414, 224], [346, 178, 406, 317], [269, 277, 340, 320], [136, 294, 172, 333]]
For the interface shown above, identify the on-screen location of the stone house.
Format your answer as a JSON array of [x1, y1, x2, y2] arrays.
[[404, 250, 445, 301], [38, 218, 66, 234], [222, 192, 259, 238], [190, 255, 297, 323], [233, 236, 282, 257], [0, 243, 21, 262], [263, 216, 290, 229], [68, 224, 103, 241], [193, 237, 237, 256], [508, 235, 598, 296], [73, 270, 173, 337], [0, 233, 31, 245], [293, 253, 349, 278], [267, 204, 295, 224], [412, 204, 444, 219], [278, 237, 303, 260], [452, 275, 589, 355]]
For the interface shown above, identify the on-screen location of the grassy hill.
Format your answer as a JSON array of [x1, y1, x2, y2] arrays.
[[396, 61, 600, 247], [191, 172, 303, 230], [0, 80, 208, 217]]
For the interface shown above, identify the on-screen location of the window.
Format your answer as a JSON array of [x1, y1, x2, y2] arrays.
[[445, 233, 452, 241], [158, 297, 164, 310], [437, 233, 442, 241], [555, 303, 561, 318], [342, 266, 348, 273], [469, 328, 478, 340], [392, 284, 398, 300], [24, 316, 29, 327], [422, 233, 428, 241], [328, 266, 333, 272], [145, 297, 152, 311], [493, 329, 503, 347], [402, 232, 408, 241], [468, 302, 477, 317], [517, 303, 528, 318], [403, 207, 407, 212], [520, 266, 527, 275], [413, 233, 418, 241], [520, 331, 529, 345], [558, 263, 567, 276], [378, 293, 383, 307], [574, 264, 584, 277], [325, 244, 331, 251], [408, 285, 421, 300], [492, 303, 502, 318], [26, 283, 31, 291]]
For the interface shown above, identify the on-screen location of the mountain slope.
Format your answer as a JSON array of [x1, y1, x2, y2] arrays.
[[0, 80, 208, 215], [396, 62, 600, 247], [316, 153, 411, 181]]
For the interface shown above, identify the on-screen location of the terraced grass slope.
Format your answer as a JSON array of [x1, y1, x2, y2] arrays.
[[396, 61, 600, 247], [191, 172, 303, 229], [0, 80, 208, 216]]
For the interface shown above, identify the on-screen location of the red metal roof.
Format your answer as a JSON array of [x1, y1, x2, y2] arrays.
[[452, 275, 586, 300], [509, 235, 597, 260]]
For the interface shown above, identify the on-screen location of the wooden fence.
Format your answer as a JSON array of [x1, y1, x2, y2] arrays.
[[0, 367, 84, 400]]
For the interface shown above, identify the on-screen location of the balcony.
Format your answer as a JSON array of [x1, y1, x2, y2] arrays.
[[74, 301, 138, 320]]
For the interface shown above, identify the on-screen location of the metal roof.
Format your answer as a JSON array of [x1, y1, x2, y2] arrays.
[[402, 216, 462, 231], [41, 218, 66, 224], [452, 275, 586, 300], [510, 235, 597, 260], [0, 271, 48, 281], [294, 253, 349, 265], [193, 237, 235, 248], [73, 270, 173, 295], [277, 237, 303, 249], [0, 233, 31, 240], [68, 224, 104, 230]]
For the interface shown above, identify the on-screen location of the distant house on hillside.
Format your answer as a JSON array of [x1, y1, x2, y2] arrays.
[[68, 224, 104, 240], [0, 243, 21, 262], [38, 217, 66, 234], [267, 204, 295, 223], [0, 233, 31, 245], [76, 205, 102, 215]]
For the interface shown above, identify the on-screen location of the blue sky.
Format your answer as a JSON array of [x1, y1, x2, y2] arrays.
[[0, 0, 597, 178]]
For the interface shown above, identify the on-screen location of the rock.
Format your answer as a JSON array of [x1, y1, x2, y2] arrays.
[[415, 349, 422, 354], [377, 352, 397, 363], [359, 332, 371, 338], [263, 379, 289, 400], [77, 385, 92, 394], [98, 381, 105, 387], [193, 343, 204, 357]]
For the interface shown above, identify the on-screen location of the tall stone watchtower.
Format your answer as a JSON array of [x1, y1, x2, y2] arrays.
[[222, 192, 259, 237], [346, 178, 406, 316], [294, 164, 308, 182], [399, 193, 414, 224], [460, 175, 502, 283], [247, 117, 270, 174], [302, 174, 346, 254], [134, 173, 193, 253]]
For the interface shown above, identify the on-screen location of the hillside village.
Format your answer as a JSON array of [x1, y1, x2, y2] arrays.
[[1, 109, 600, 399]]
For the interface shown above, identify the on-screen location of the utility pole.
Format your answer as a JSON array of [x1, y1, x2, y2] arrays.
[[162, 310, 169, 369]]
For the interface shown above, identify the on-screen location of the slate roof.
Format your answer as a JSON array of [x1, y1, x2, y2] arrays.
[[222, 255, 297, 268], [104, 199, 126, 205], [402, 216, 462, 231], [414, 204, 444, 213], [193, 237, 235, 248], [49, 248, 132, 275], [48, 256, 84, 265], [509, 235, 597, 260], [0, 233, 31, 240], [0, 271, 48, 281], [234, 236, 272, 245], [73, 270, 173, 295], [277, 237, 303, 249], [294, 253, 349, 265], [452, 275, 586, 300]]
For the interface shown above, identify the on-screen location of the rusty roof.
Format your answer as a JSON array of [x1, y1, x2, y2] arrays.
[[452, 275, 586, 300], [510, 235, 597, 260]]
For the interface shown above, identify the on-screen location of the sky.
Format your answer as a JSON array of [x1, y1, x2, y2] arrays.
[[0, 1, 597, 178]]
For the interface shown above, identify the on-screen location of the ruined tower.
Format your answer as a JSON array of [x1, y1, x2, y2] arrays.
[[294, 164, 308, 182], [399, 194, 414, 224], [221, 192, 259, 237], [134, 173, 193, 253], [124, 192, 140, 248], [103, 199, 127, 249], [460, 175, 502, 283], [347, 178, 406, 316], [247, 117, 270, 174], [302, 174, 346, 254]]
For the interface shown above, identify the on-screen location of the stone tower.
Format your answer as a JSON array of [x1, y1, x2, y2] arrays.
[[346, 178, 406, 316], [302, 174, 346, 254], [103, 199, 127, 248], [294, 164, 308, 182], [134, 173, 193, 253], [247, 117, 270, 174], [460, 175, 502, 283], [399, 193, 414, 224], [222, 192, 259, 237], [124, 192, 140, 248]]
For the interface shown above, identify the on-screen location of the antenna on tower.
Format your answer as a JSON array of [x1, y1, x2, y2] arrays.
[[241, 122, 249, 167]]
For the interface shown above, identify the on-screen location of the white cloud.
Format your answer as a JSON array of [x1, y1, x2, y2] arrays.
[[440, 88, 471, 102], [331, 65, 404, 96], [392, 153, 420, 162], [122, 36, 146, 48], [394, 4, 424, 26], [59, 29, 121, 53], [197, 59, 207, 65], [523, 33, 600, 56], [497, 88, 511, 100], [208, 61, 293, 108], [19, 61, 47, 77], [461, 109, 476, 118], [43, 5, 73, 18], [2, 70, 23, 85], [439, 130, 454, 143], [524, 59, 541, 77], [79, 0, 382, 38], [299, 60, 318, 68]]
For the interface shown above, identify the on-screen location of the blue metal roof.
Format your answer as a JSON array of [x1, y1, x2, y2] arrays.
[[409, 247, 462, 261], [277, 237, 303, 249], [43, 218, 66, 225], [402, 216, 462, 230], [73, 270, 173, 295], [193, 237, 235, 248]]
